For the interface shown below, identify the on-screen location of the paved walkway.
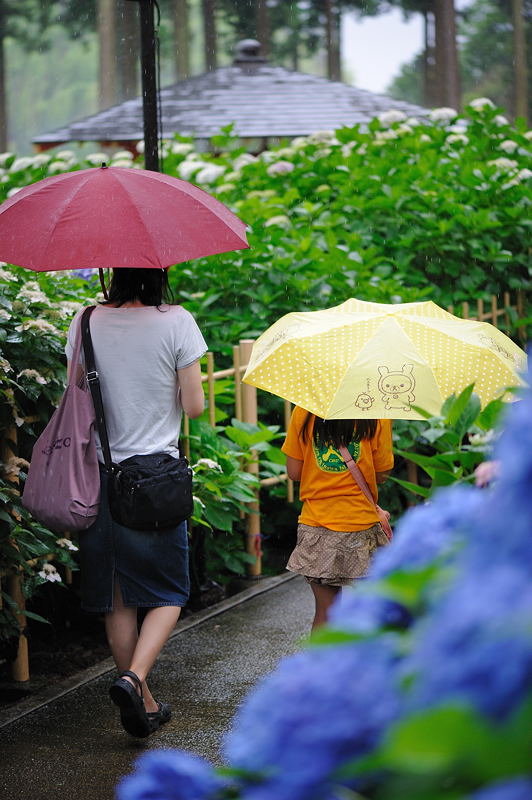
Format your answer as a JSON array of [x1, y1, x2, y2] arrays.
[[0, 574, 312, 800]]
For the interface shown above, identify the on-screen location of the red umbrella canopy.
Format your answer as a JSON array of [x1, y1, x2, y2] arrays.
[[0, 166, 248, 270]]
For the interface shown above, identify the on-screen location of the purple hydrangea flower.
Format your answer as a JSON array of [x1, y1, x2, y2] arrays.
[[223, 640, 401, 800], [116, 751, 225, 800], [468, 777, 532, 800]]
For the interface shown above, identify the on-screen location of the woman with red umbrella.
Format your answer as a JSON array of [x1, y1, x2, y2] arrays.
[[66, 266, 206, 738]]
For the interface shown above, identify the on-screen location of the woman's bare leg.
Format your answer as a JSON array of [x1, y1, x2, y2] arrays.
[[105, 581, 181, 712], [309, 582, 341, 631]]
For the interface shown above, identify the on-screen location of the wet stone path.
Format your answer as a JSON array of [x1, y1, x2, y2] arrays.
[[0, 575, 312, 800]]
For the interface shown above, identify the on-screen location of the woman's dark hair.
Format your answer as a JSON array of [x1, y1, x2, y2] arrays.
[[102, 268, 174, 308], [300, 412, 377, 449]]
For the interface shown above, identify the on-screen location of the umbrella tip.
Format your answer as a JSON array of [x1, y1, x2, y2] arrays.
[[101, 163, 108, 169]]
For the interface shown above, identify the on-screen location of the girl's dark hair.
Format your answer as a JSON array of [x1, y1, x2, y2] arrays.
[[102, 268, 174, 308], [300, 412, 377, 449]]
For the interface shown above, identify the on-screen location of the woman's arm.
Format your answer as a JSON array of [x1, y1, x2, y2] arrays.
[[286, 455, 303, 482], [178, 361, 205, 419]]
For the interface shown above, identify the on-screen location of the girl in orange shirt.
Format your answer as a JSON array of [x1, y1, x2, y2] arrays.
[[282, 407, 393, 631]]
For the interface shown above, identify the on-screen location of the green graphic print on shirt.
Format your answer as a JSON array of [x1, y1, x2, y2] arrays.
[[313, 440, 361, 472]]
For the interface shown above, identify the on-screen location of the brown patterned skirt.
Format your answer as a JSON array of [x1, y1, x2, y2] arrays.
[[286, 522, 389, 587]]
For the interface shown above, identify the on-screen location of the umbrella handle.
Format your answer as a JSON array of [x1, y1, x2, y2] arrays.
[[99, 268, 109, 301]]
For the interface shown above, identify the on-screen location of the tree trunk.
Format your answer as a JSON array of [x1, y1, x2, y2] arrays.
[[174, 0, 190, 80], [511, 0, 529, 121], [256, 0, 270, 57], [202, 0, 217, 72], [98, 0, 117, 108], [0, 3, 7, 151], [422, 10, 437, 107], [117, 0, 138, 101], [433, 0, 460, 108], [324, 0, 341, 81]]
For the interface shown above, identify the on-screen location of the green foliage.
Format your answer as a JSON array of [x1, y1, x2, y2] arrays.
[[390, 385, 506, 501]]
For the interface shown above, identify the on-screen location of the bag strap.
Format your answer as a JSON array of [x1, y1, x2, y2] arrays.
[[67, 315, 85, 386], [80, 306, 114, 472], [338, 444, 376, 508]]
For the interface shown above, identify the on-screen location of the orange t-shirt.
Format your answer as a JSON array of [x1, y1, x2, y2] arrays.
[[281, 407, 394, 532]]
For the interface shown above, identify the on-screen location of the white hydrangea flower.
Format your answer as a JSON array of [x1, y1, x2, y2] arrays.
[[178, 160, 204, 180], [429, 107, 457, 123], [378, 109, 406, 126], [194, 164, 226, 184], [264, 214, 290, 228], [16, 319, 61, 335], [502, 168, 532, 189], [291, 137, 308, 149], [308, 130, 337, 143], [112, 150, 133, 160], [171, 142, 194, 156], [48, 161, 69, 175], [136, 140, 145, 154], [468, 97, 495, 110], [60, 300, 83, 315], [7, 187, 23, 198], [446, 133, 469, 145], [397, 124, 414, 135], [9, 156, 33, 172], [56, 538, 79, 551], [419, 134, 432, 143], [406, 117, 421, 127], [195, 458, 223, 471], [232, 153, 256, 170], [111, 159, 134, 168], [38, 563, 61, 582], [215, 183, 236, 194], [524, 130, 532, 141], [85, 152, 108, 166], [494, 115, 509, 127], [17, 368, 47, 384], [32, 154, 51, 166], [375, 129, 398, 142], [18, 286, 50, 303], [499, 139, 519, 154], [55, 149, 75, 160], [267, 160, 294, 176], [487, 157, 518, 171], [0, 267, 17, 281], [0, 152, 13, 167]]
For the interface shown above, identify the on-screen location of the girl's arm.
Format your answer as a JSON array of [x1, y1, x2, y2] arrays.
[[178, 361, 205, 419], [286, 456, 303, 482], [376, 470, 391, 483]]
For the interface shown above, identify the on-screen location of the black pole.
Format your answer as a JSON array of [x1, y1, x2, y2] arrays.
[[138, 0, 159, 171]]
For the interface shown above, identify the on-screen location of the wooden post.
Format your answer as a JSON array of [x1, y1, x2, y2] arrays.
[[1, 425, 29, 682], [233, 345, 242, 422], [284, 400, 294, 503], [239, 340, 261, 577]]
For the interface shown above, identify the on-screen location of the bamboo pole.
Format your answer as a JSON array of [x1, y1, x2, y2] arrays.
[[182, 414, 191, 462], [233, 345, 242, 422], [206, 352, 215, 428], [239, 339, 261, 577], [1, 425, 29, 682]]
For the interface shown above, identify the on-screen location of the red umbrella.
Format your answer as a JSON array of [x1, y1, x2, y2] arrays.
[[0, 165, 248, 271]]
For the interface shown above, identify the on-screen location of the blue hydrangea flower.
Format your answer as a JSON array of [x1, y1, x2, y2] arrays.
[[329, 588, 413, 634], [223, 640, 401, 800], [370, 485, 483, 578], [468, 777, 532, 800], [405, 560, 532, 720], [116, 751, 226, 800]]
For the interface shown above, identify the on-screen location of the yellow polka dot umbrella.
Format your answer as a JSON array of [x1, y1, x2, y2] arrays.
[[243, 298, 527, 420]]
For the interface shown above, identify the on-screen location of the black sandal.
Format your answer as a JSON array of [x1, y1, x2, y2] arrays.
[[147, 701, 172, 733], [109, 670, 151, 738]]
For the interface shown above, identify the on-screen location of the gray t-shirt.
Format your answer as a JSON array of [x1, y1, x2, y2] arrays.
[[66, 304, 207, 463]]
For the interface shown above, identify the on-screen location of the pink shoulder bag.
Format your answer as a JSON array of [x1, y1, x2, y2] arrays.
[[338, 444, 393, 541], [22, 307, 100, 532]]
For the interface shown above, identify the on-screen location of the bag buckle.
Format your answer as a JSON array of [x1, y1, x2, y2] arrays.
[[86, 370, 99, 384]]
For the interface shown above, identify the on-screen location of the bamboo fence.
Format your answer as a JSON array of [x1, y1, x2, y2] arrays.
[[0, 289, 528, 681]]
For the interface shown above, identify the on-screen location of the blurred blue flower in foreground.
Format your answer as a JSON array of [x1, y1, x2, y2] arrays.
[[119, 356, 532, 799], [116, 751, 225, 800]]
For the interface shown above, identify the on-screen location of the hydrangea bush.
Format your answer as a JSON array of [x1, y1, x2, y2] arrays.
[[117, 356, 532, 800]]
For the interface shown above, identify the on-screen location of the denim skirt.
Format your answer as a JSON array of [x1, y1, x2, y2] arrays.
[[78, 465, 190, 613]]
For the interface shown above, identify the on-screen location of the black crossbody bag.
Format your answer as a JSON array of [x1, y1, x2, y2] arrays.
[[81, 306, 193, 531]]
